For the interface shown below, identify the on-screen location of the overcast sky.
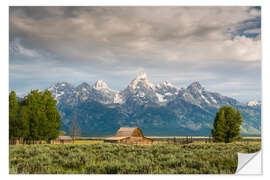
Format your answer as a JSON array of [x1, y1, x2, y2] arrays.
[[9, 6, 261, 102]]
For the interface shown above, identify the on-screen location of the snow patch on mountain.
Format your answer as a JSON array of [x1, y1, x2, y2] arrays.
[[201, 94, 210, 104], [156, 93, 166, 102], [165, 92, 173, 96], [248, 100, 261, 107], [55, 91, 64, 99], [157, 81, 178, 89], [210, 96, 217, 104], [113, 93, 124, 104], [94, 80, 109, 90]]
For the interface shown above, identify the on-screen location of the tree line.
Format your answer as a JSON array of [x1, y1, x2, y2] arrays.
[[9, 90, 62, 144]]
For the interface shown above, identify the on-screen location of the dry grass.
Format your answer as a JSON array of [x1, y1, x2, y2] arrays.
[[74, 140, 104, 144]]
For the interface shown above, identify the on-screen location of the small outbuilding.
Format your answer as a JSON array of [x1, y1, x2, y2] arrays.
[[105, 127, 153, 145], [50, 136, 73, 144]]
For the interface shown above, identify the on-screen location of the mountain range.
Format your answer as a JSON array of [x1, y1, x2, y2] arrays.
[[47, 73, 261, 137]]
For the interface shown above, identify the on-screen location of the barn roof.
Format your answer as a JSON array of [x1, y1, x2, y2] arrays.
[[116, 127, 143, 137], [57, 136, 72, 140], [104, 127, 145, 141], [105, 136, 129, 141]]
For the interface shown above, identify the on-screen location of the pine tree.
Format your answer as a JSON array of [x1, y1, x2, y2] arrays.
[[211, 106, 243, 143]]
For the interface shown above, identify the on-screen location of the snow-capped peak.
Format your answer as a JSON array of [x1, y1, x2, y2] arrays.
[[135, 72, 148, 80], [48, 82, 73, 91], [248, 99, 261, 107], [94, 80, 109, 90], [157, 81, 178, 89], [128, 73, 155, 90], [187, 81, 203, 92], [162, 81, 172, 86]]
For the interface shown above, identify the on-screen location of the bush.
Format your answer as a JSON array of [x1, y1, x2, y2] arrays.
[[9, 142, 261, 174]]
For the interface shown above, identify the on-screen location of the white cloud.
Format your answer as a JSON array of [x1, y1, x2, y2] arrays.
[[10, 39, 39, 57], [243, 28, 261, 34], [10, 7, 261, 63], [9, 7, 261, 102]]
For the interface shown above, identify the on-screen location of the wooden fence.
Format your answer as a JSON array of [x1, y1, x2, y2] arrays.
[[9, 139, 45, 145], [152, 136, 193, 145]]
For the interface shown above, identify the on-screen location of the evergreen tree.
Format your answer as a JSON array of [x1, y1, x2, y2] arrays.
[[211, 106, 243, 143]]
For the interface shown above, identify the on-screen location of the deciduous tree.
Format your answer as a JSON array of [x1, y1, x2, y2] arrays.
[[69, 116, 80, 143], [9, 91, 19, 142], [212, 106, 243, 143], [9, 90, 62, 144]]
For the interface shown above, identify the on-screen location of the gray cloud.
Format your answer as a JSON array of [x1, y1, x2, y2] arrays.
[[9, 6, 261, 102]]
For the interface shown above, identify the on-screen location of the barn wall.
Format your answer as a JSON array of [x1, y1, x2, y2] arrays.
[[50, 139, 72, 144], [120, 137, 153, 145], [61, 140, 73, 144]]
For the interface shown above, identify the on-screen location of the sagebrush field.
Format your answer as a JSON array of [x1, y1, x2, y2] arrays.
[[9, 142, 260, 174]]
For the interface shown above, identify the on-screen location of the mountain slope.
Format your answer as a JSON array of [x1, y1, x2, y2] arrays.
[[47, 73, 261, 136]]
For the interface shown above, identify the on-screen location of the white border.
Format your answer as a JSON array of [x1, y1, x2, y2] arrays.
[[8, 0, 261, 6], [2, 0, 269, 180]]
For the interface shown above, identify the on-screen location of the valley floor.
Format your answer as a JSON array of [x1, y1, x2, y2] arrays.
[[9, 142, 261, 174]]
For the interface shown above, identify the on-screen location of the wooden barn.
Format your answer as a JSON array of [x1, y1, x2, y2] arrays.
[[50, 136, 73, 144], [104, 127, 153, 145]]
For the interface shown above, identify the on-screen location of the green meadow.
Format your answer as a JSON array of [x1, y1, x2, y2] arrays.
[[9, 142, 260, 174]]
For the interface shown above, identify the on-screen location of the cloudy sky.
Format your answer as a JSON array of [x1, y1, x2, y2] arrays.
[[9, 6, 261, 102]]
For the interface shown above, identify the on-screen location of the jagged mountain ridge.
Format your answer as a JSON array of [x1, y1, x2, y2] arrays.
[[47, 73, 261, 136]]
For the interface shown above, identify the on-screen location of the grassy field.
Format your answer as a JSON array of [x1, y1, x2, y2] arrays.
[[9, 142, 261, 174], [74, 140, 104, 144]]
